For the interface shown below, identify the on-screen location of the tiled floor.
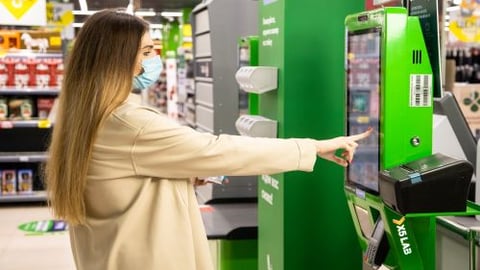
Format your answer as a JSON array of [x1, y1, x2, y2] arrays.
[[0, 205, 75, 270]]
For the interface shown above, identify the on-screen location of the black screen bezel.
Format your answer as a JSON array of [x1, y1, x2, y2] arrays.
[[346, 27, 382, 195]]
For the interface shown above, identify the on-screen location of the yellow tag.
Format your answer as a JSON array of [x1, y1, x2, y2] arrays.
[[183, 24, 192, 37], [47, 2, 73, 27], [60, 10, 73, 26], [49, 36, 61, 46], [0, 0, 39, 20], [37, 119, 51, 128], [356, 116, 370, 124]]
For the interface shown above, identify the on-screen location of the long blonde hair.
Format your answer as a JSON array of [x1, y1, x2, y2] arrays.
[[45, 10, 149, 225]]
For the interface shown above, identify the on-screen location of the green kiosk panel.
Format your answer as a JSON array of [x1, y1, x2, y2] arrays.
[[345, 7, 436, 270], [346, 7, 433, 189], [344, 6, 480, 270]]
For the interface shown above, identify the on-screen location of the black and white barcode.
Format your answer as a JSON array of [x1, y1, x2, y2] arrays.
[[410, 74, 432, 107]]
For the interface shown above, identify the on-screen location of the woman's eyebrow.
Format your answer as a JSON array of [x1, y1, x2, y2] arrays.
[[141, 45, 154, 49]]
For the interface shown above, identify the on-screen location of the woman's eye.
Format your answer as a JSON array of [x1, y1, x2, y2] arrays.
[[143, 51, 152, 56]]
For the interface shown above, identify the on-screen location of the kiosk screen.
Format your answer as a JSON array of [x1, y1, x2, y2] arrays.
[[346, 28, 381, 193]]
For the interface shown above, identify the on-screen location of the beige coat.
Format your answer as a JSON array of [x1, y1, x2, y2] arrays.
[[70, 94, 317, 270]]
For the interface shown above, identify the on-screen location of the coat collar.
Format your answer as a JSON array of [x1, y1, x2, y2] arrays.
[[127, 93, 142, 104]]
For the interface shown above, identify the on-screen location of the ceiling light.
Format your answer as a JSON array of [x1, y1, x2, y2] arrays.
[[126, 0, 134, 15], [150, 24, 163, 29], [160, 11, 182, 17], [79, 0, 88, 11], [446, 6, 460, 12], [135, 11, 156, 17], [72, 10, 97, 15]]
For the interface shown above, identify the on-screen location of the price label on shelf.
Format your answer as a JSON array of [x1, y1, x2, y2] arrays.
[[37, 120, 51, 128], [0, 121, 13, 129], [19, 156, 29, 162]]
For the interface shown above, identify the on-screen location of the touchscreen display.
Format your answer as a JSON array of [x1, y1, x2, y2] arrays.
[[346, 28, 381, 193]]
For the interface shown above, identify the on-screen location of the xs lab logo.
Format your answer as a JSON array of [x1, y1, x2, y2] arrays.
[[393, 216, 412, 255]]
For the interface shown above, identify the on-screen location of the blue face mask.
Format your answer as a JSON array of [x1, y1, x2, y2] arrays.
[[133, 55, 162, 90]]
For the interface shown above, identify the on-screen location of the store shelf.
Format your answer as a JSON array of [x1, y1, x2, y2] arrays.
[[185, 118, 196, 127], [195, 77, 213, 83], [0, 152, 48, 163], [0, 191, 47, 203], [0, 87, 60, 95], [186, 103, 196, 110], [186, 88, 195, 95], [0, 120, 52, 129], [3, 50, 63, 58]]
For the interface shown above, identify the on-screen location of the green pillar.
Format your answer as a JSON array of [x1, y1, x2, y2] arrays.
[[218, 240, 258, 270], [258, 1, 364, 269]]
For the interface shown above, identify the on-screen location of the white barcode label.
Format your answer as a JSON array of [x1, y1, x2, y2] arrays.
[[409, 74, 432, 107]]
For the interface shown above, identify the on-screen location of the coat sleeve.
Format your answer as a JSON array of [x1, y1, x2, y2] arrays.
[[131, 112, 317, 179]]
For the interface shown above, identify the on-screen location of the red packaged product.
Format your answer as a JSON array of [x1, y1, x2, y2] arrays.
[[24, 57, 39, 86], [46, 58, 63, 87], [14, 59, 29, 88], [36, 59, 50, 88], [4, 57, 17, 86], [0, 58, 7, 88], [37, 97, 55, 119], [56, 59, 64, 87]]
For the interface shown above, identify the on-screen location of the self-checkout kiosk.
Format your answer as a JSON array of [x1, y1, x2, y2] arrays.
[[345, 7, 480, 270]]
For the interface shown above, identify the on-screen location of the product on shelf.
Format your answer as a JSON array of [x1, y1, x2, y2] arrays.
[[0, 98, 7, 120], [0, 54, 64, 89], [4, 57, 17, 87], [17, 169, 33, 194], [35, 59, 50, 87], [14, 59, 29, 88], [1, 170, 16, 195], [0, 31, 20, 50], [0, 58, 7, 88], [8, 98, 34, 120], [45, 58, 63, 87], [25, 57, 40, 87], [37, 97, 55, 119]]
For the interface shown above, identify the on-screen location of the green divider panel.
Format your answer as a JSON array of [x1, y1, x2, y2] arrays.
[[258, 1, 364, 269]]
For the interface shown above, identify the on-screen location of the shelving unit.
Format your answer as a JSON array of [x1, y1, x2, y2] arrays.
[[0, 190, 47, 203], [0, 88, 60, 95], [0, 51, 61, 203], [0, 152, 48, 163]]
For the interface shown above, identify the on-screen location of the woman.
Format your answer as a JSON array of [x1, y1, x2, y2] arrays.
[[45, 9, 371, 270]]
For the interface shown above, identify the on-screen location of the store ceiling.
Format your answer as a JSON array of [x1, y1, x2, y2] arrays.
[[73, 0, 202, 12]]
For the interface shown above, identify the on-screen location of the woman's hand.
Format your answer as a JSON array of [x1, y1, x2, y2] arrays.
[[315, 127, 373, 167]]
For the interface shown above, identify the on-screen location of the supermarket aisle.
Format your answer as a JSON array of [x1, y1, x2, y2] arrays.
[[0, 205, 75, 270]]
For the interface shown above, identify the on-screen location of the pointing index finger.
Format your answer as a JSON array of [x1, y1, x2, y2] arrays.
[[348, 127, 373, 142]]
